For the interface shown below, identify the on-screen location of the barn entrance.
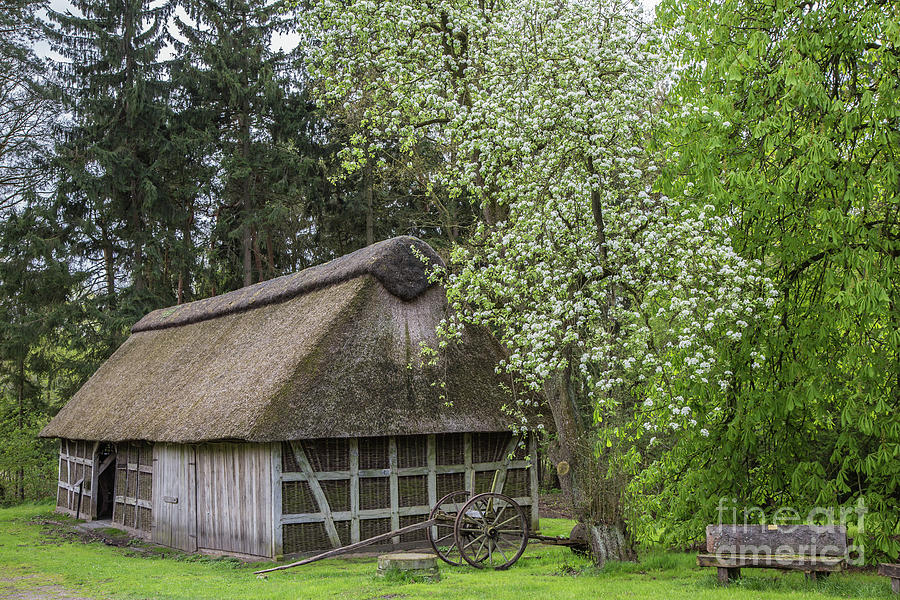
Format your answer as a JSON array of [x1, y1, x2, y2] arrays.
[[152, 444, 198, 552], [95, 443, 116, 519]]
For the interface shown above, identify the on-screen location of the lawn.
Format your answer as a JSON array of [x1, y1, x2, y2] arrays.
[[0, 503, 893, 600]]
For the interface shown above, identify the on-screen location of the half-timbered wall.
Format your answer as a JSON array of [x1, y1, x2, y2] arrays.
[[113, 441, 153, 535], [56, 439, 96, 517], [276, 432, 537, 556]]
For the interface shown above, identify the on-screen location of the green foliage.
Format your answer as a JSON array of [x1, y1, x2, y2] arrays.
[[638, 0, 900, 561]]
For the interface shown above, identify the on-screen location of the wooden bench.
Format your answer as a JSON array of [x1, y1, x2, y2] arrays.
[[879, 564, 900, 594], [697, 524, 847, 584]]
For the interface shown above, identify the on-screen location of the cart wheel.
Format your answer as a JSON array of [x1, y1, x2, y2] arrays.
[[454, 492, 528, 570], [427, 490, 471, 566]]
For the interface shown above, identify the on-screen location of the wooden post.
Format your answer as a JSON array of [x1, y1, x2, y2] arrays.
[[349, 438, 360, 543], [426, 434, 437, 508], [717, 567, 740, 584], [463, 433, 474, 492], [89, 441, 100, 519], [272, 443, 283, 557], [388, 436, 400, 544], [528, 433, 540, 532], [291, 442, 342, 548]]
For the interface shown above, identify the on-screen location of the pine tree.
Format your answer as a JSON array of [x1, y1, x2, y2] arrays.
[[46, 0, 174, 318], [172, 0, 301, 288]]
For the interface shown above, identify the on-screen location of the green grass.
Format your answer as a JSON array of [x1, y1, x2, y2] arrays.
[[0, 502, 893, 600]]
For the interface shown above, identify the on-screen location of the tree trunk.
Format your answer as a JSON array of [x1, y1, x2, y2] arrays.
[[544, 365, 636, 565]]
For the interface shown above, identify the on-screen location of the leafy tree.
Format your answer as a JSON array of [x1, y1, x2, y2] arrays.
[[301, 0, 776, 563], [647, 0, 900, 560]]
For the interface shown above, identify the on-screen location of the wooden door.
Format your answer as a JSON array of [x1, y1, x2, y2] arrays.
[[196, 443, 273, 557], [151, 444, 197, 552]]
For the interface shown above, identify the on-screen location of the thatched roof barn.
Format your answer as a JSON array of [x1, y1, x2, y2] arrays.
[[42, 237, 538, 559]]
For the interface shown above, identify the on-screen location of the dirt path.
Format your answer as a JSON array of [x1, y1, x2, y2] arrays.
[[0, 576, 96, 600]]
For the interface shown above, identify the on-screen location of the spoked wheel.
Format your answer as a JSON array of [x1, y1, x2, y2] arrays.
[[427, 490, 471, 566], [454, 492, 529, 570]]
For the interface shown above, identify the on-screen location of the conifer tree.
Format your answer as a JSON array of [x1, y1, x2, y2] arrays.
[[172, 0, 301, 288], [46, 0, 174, 317]]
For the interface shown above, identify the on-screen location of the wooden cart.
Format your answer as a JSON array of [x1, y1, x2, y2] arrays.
[[256, 490, 579, 575]]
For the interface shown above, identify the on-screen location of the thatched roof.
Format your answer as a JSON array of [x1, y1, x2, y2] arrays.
[[41, 237, 517, 443]]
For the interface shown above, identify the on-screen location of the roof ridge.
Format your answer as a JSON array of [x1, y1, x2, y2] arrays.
[[132, 236, 443, 333]]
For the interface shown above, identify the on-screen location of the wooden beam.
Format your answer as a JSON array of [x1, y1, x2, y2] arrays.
[[529, 433, 540, 532], [349, 438, 360, 543], [290, 441, 342, 548], [280, 496, 535, 524], [255, 518, 436, 575], [277, 460, 530, 482], [113, 495, 152, 510], [388, 437, 399, 544], [492, 434, 522, 495], [426, 434, 437, 509], [272, 443, 283, 557], [464, 433, 474, 492]]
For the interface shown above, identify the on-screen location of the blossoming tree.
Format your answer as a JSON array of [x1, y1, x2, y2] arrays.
[[300, 0, 777, 562]]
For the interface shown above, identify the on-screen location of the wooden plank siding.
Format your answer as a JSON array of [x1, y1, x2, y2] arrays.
[[196, 442, 273, 558], [152, 444, 198, 552]]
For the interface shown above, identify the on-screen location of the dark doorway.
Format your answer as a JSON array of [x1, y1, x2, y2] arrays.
[[96, 443, 116, 519]]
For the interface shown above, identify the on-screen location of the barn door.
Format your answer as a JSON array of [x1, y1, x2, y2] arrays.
[[196, 443, 273, 557], [151, 444, 197, 552]]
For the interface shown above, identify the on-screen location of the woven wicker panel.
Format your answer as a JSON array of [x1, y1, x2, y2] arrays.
[[284, 523, 331, 554], [396, 435, 427, 468], [126, 471, 137, 498], [359, 477, 389, 511], [140, 443, 153, 465], [473, 432, 510, 463], [56, 487, 66, 509], [436, 472, 465, 499], [399, 515, 428, 543], [303, 439, 349, 472], [282, 481, 317, 515], [334, 520, 351, 546], [124, 503, 136, 528], [138, 472, 152, 501], [398, 475, 427, 508], [474, 471, 495, 494], [281, 442, 301, 472], [84, 467, 92, 491], [505, 468, 529, 498], [436, 433, 464, 466], [114, 501, 124, 523], [360, 517, 391, 541], [321, 480, 350, 512], [127, 443, 139, 465], [115, 467, 125, 495], [138, 507, 152, 533], [358, 437, 389, 470]]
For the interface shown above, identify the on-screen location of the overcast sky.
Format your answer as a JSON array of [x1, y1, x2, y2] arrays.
[[38, 0, 660, 61]]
